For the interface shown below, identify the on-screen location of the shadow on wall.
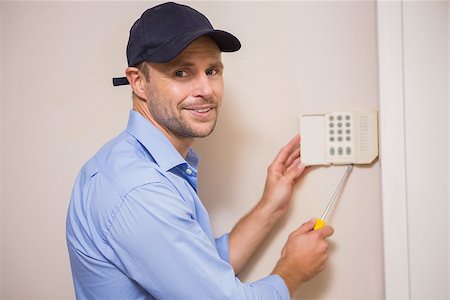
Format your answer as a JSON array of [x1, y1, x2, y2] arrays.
[[236, 166, 335, 300], [194, 86, 247, 214], [294, 241, 337, 300], [194, 86, 335, 299]]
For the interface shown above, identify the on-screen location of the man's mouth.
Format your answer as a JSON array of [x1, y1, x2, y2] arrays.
[[180, 98, 218, 118], [182, 106, 216, 120], [194, 108, 212, 113], [183, 105, 215, 113]]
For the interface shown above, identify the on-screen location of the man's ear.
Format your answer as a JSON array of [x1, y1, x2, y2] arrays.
[[126, 67, 147, 100]]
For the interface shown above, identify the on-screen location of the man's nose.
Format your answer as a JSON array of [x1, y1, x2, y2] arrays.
[[192, 74, 213, 99]]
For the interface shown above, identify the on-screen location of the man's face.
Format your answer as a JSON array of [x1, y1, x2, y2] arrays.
[[144, 36, 224, 142]]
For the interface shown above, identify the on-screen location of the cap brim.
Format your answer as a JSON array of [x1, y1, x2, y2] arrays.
[[208, 30, 242, 52], [143, 29, 241, 63]]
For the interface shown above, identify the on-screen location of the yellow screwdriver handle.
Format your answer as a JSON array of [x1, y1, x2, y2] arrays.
[[314, 219, 326, 230]]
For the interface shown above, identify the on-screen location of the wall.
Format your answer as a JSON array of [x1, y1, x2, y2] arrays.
[[0, 1, 4, 296], [0, 2, 382, 299], [194, 2, 383, 300], [1, 3, 132, 299], [403, 2, 448, 299], [378, 1, 449, 299]]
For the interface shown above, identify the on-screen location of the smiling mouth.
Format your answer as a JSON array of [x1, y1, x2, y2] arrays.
[[194, 108, 212, 113], [184, 107, 216, 119], [184, 106, 215, 113]]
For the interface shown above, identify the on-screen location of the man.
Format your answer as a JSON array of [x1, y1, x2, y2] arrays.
[[66, 2, 333, 299]]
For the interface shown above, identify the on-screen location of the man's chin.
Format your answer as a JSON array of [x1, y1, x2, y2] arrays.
[[192, 128, 215, 138], [189, 122, 217, 138]]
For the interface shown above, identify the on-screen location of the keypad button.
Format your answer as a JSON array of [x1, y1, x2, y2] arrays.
[[337, 122, 343, 128], [346, 122, 351, 127], [346, 136, 351, 141], [345, 115, 351, 120], [329, 116, 334, 121], [337, 129, 343, 135], [329, 123, 334, 128], [337, 115, 343, 121], [346, 147, 352, 155], [337, 136, 343, 142], [338, 147, 343, 155], [330, 147, 335, 156], [330, 137, 335, 142], [329, 130, 334, 135], [346, 129, 351, 134]]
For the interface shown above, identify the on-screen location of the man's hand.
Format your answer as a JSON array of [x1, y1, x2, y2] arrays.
[[259, 135, 305, 218], [272, 220, 334, 297], [228, 135, 306, 274]]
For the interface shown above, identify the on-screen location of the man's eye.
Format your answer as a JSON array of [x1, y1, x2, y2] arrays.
[[206, 69, 218, 76], [174, 70, 187, 77]]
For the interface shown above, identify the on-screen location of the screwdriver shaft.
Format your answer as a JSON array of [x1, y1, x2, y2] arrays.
[[320, 165, 353, 221]]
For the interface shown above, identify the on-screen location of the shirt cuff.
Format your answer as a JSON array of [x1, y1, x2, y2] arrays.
[[214, 233, 230, 263], [255, 274, 291, 300]]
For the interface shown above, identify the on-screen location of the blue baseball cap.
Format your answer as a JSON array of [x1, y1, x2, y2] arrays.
[[113, 2, 241, 86]]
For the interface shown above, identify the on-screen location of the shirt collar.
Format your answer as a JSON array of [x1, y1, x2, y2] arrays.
[[126, 110, 199, 172]]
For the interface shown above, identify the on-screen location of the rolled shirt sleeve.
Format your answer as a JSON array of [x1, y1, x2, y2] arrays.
[[215, 233, 230, 263], [101, 182, 290, 300]]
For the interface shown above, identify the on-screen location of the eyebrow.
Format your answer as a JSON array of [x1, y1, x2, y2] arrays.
[[209, 61, 225, 70], [170, 61, 223, 70]]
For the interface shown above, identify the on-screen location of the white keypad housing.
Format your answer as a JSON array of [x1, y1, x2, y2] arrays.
[[300, 110, 378, 166]]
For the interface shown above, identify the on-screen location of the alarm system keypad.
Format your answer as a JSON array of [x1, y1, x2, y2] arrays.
[[325, 113, 354, 160], [299, 110, 378, 166]]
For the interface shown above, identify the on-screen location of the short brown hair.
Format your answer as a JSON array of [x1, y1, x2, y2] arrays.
[[136, 61, 151, 81]]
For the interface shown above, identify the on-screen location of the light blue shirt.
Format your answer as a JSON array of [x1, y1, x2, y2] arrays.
[[66, 110, 290, 299]]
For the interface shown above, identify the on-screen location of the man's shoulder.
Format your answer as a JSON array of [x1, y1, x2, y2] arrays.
[[84, 131, 166, 197]]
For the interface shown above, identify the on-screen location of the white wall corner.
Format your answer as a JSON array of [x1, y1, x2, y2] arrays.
[[0, 2, 4, 298], [376, 1, 411, 299]]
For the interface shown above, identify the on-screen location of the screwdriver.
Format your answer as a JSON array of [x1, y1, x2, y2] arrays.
[[314, 165, 353, 230]]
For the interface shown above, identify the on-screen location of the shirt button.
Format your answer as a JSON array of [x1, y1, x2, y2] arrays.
[[185, 168, 193, 175]]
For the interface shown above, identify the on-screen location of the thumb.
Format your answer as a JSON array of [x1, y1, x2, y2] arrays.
[[296, 219, 316, 234]]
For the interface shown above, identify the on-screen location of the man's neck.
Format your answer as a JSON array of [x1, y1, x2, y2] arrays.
[[132, 101, 193, 158]]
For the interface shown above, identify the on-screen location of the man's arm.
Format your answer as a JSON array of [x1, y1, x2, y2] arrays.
[[228, 135, 305, 274], [227, 135, 334, 297], [105, 181, 292, 299]]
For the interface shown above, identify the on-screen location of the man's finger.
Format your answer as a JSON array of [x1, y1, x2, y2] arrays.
[[285, 159, 305, 181], [316, 225, 334, 238], [285, 146, 301, 168], [272, 135, 301, 166]]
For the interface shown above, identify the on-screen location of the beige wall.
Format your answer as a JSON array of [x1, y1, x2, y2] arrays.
[[0, 2, 383, 299], [0, 1, 4, 297]]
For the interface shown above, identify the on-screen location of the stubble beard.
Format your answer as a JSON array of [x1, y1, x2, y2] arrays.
[[148, 97, 219, 139]]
